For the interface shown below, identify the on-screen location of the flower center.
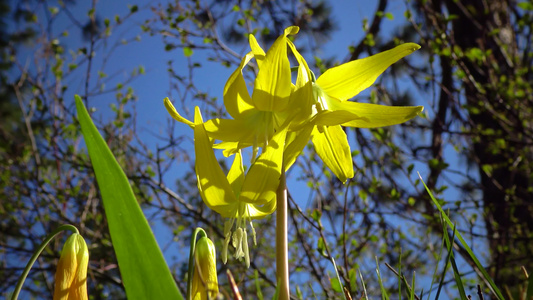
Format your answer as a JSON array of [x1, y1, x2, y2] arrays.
[[312, 83, 330, 114], [221, 203, 256, 268]]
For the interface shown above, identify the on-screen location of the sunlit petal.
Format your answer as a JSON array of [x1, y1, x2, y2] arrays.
[[249, 34, 265, 69], [252, 27, 299, 112], [328, 98, 424, 128], [239, 126, 289, 205], [287, 40, 314, 123], [223, 52, 255, 118], [246, 199, 277, 219], [316, 43, 421, 101], [164, 97, 194, 128], [204, 118, 255, 143], [227, 151, 245, 197], [283, 125, 313, 170], [193, 107, 237, 217], [311, 125, 354, 183]]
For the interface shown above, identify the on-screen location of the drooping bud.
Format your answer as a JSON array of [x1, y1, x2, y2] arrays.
[[53, 233, 89, 300], [191, 236, 219, 300]]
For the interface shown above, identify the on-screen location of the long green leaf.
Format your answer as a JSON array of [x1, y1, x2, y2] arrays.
[[76, 95, 183, 300]]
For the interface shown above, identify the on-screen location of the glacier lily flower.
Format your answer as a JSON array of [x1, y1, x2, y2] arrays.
[[287, 41, 424, 183], [53, 233, 89, 300], [173, 105, 287, 267], [191, 236, 218, 300], [201, 26, 300, 161]]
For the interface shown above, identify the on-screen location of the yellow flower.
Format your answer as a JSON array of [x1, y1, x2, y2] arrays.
[[287, 40, 424, 183], [53, 233, 89, 300], [191, 236, 218, 300], [201, 26, 300, 161], [164, 105, 288, 266]]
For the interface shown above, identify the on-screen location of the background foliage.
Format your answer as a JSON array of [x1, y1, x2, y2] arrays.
[[1, 0, 532, 299]]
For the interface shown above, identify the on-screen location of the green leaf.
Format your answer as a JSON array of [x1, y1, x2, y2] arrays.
[[518, 2, 533, 10], [183, 47, 193, 57], [330, 277, 342, 293], [418, 172, 505, 300], [317, 237, 327, 257], [75, 95, 183, 300]]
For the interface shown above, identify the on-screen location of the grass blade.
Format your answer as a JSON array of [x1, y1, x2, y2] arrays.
[[375, 257, 390, 300], [443, 224, 468, 300], [418, 172, 504, 300]]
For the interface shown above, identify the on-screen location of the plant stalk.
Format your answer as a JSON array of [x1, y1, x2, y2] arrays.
[[276, 167, 289, 300]]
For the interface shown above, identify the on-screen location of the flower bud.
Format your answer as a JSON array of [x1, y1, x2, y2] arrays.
[[191, 236, 218, 300], [53, 233, 89, 300]]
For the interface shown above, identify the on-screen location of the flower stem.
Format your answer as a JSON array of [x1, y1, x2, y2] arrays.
[[276, 167, 289, 300], [11, 224, 79, 300]]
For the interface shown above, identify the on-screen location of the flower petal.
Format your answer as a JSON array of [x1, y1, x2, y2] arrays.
[[283, 125, 313, 170], [249, 34, 265, 69], [194, 107, 237, 217], [227, 151, 245, 197], [251, 27, 299, 112], [213, 141, 251, 157], [204, 110, 273, 151], [287, 40, 314, 123], [313, 110, 362, 126], [204, 117, 255, 143], [327, 98, 424, 128], [239, 125, 289, 205], [164, 97, 194, 128], [244, 199, 277, 219], [316, 43, 421, 101], [311, 125, 354, 183], [223, 52, 255, 118]]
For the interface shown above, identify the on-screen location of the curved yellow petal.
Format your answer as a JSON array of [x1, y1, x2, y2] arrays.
[[313, 110, 362, 126], [204, 111, 274, 151], [249, 34, 265, 69], [239, 126, 289, 205], [204, 118, 256, 143], [164, 97, 194, 128], [283, 125, 313, 170], [327, 98, 424, 128], [245, 199, 277, 219], [227, 151, 245, 197], [287, 40, 314, 123], [193, 107, 237, 217], [213, 141, 252, 157], [316, 43, 421, 101], [223, 52, 255, 118], [251, 28, 299, 112], [311, 125, 354, 183]]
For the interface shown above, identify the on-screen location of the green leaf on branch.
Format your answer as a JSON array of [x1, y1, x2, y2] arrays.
[[183, 47, 193, 57]]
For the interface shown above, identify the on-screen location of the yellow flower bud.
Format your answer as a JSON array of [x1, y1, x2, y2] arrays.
[[53, 233, 89, 300], [191, 236, 218, 300]]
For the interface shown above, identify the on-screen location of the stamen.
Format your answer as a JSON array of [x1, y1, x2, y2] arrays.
[[242, 229, 250, 268], [232, 227, 244, 259], [222, 219, 235, 264]]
